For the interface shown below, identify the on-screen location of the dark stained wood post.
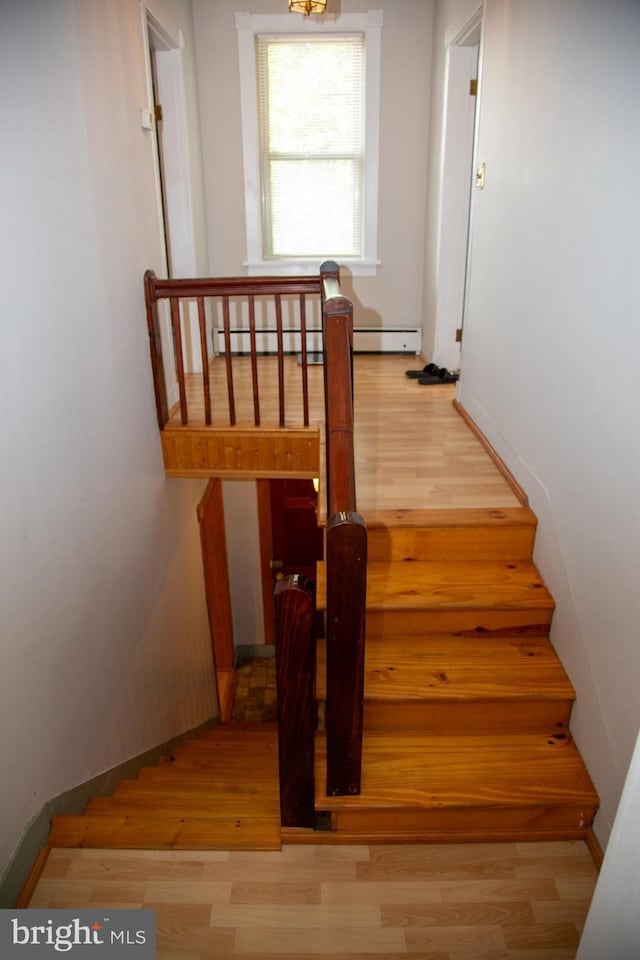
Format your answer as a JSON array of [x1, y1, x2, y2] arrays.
[[319, 260, 367, 797], [143, 270, 169, 429], [170, 297, 188, 425], [274, 574, 316, 827], [197, 296, 212, 425], [325, 511, 367, 796]]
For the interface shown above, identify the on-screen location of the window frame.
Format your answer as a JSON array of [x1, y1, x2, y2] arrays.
[[236, 10, 382, 277]]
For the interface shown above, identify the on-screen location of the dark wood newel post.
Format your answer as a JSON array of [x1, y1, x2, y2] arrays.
[[144, 270, 169, 429], [274, 574, 316, 827], [319, 259, 367, 798], [325, 511, 367, 796]]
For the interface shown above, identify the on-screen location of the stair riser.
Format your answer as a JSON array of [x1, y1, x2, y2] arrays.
[[365, 609, 554, 638], [367, 526, 536, 562], [361, 700, 573, 734], [329, 804, 598, 843]]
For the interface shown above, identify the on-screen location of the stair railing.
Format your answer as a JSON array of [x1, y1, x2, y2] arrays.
[[144, 271, 321, 429], [272, 262, 366, 826], [320, 261, 367, 797]]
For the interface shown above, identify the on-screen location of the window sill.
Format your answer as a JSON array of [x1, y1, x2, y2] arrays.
[[245, 259, 380, 278]]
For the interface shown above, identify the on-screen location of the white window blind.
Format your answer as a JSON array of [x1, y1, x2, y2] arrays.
[[257, 35, 364, 259]]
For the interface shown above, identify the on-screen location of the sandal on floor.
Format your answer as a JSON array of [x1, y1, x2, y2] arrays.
[[417, 369, 459, 385], [405, 362, 440, 379]]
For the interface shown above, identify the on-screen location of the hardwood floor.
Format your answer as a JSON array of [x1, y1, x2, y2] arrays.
[[28, 840, 597, 958], [167, 354, 521, 513]]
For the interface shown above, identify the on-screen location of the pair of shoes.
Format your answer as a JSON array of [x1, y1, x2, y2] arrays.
[[405, 362, 440, 379], [418, 368, 459, 385]]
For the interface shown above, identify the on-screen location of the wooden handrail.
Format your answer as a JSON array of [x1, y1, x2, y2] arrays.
[[143, 270, 322, 430], [320, 261, 367, 797]]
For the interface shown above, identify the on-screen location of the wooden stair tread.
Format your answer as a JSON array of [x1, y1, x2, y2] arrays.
[[316, 635, 574, 702], [115, 778, 278, 799], [363, 506, 537, 530], [317, 560, 555, 611], [48, 814, 280, 850], [46, 722, 282, 852], [86, 793, 280, 817], [316, 732, 598, 811]]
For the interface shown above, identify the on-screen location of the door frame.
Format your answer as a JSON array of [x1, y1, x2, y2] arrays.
[[141, 1, 206, 378], [432, 2, 484, 373]]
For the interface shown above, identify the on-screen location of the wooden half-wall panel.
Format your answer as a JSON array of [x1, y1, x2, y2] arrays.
[[162, 427, 320, 478]]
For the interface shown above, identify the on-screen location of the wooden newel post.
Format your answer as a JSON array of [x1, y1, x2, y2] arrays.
[[325, 511, 367, 797], [274, 574, 316, 827]]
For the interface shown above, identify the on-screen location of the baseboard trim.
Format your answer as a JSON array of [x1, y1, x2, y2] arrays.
[[452, 399, 529, 506], [585, 826, 604, 870], [0, 714, 219, 908], [14, 846, 51, 909], [236, 644, 276, 659]]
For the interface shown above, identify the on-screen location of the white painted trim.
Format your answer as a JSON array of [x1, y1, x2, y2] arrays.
[[218, 327, 420, 354], [444, 1, 483, 47], [244, 259, 380, 278], [236, 11, 382, 276], [141, 1, 206, 374]]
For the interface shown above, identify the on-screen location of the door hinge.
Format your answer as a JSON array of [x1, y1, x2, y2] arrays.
[[456, 328, 463, 343], [270, 559, 284, 570], [469, 78, 478, 97], [154, 103, 163, 123]]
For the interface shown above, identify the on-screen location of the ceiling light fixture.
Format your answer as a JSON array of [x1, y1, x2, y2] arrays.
[[289, 1, 327, 15]]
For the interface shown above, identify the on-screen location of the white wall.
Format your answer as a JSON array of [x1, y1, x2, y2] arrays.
[[223, 481, 265, 649], [452, 0, 640, 845], [192, 0, 435, 332], [0, 0, 215, 879], [578, 730, 640, 957]]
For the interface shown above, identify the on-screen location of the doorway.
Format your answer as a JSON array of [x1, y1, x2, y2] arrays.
[[432, 7, 483, 373], [142, 3, 205, 379]]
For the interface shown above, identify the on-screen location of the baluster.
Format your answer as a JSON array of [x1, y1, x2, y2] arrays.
[[300, 294, 309, 427], [248, 295, 260, 426], [275, 294, 285, 427], [197, 297, 211, 425], [170, 297, 188, 425], [222, 295, 236, 426]]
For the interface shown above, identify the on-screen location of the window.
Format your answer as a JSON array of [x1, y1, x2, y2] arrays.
[[236, 11, 382, 276]]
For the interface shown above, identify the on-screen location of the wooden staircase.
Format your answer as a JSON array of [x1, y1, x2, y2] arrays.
[[48, 724, 282, 850], [47, 505, 597, 852], [313, 505, 598, 843]]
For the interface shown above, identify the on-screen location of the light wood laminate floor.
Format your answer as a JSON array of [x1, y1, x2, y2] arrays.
[[170, 355, 520, 514], [29, 841, 596, 958]]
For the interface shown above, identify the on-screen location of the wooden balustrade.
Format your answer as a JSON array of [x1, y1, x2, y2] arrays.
[[145, 262, 366, 814], [144, 271, 322, 430]]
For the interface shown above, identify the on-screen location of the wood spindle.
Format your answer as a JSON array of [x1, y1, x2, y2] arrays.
[[300, 294, 309, 427], [248, 295, 260, 426], [222, 296, 236, 426], [274, 574, 316, 827], [197, 296, 212, 425], [170, 297, 188, 425], [275, 294, 285, 427]]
